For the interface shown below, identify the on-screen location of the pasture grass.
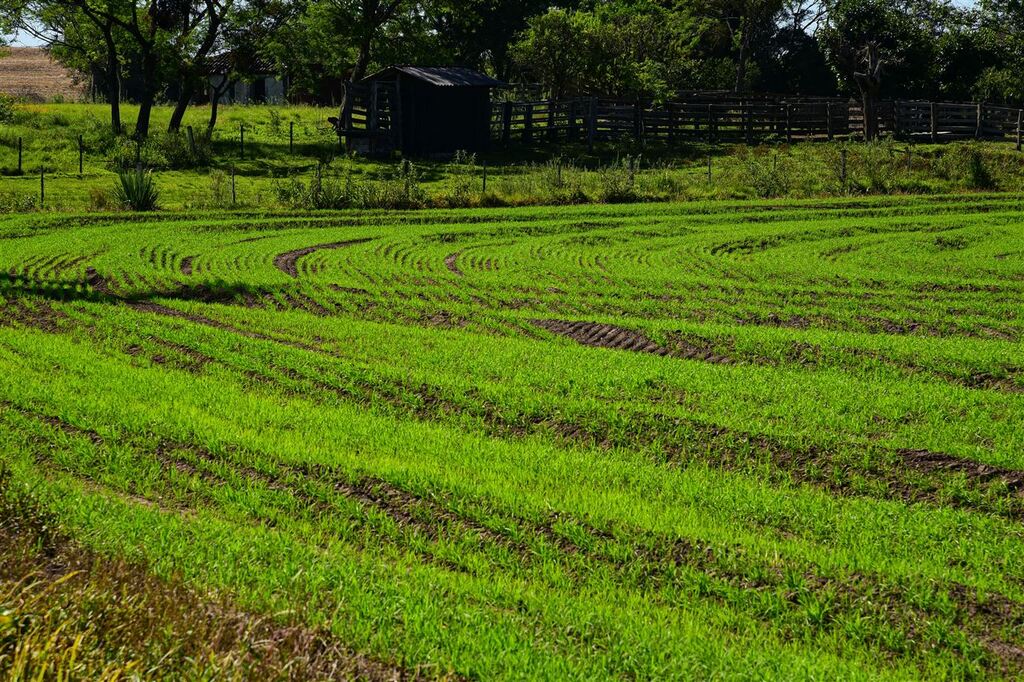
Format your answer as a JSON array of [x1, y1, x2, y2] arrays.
[[1, 103, 1024, 212]]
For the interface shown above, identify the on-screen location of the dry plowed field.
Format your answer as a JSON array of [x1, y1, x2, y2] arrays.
[[1, 195, 1024, 679]]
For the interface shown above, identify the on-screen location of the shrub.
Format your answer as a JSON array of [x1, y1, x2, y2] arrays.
[[113, 169, 160, 211], [109, 132, 211, 171], [744, 152, 792, 198], [938, 143, 995, 190], [0, 95, 14, 124], [88, 187, 112, 211], [441, 150, 477, 207], [597, 156, 639, 203], [0, 192, 37, 213]]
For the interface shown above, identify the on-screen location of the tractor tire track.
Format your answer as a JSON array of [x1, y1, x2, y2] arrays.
[[273, 239, 373, 278]]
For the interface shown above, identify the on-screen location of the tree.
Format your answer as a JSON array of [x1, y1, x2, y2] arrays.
[[512, 5, 717, 100], [166, 0, 235, 132], [426, 0, 556, 79], [9, 0, 183, 138]]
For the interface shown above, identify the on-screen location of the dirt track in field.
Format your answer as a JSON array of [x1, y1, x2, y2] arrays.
[[444, 252, 464, 276], [533, 319, 670, 355], [273, 239, 373, 277]]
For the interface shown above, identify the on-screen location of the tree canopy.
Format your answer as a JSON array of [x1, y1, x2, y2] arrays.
[[1, 0, 1021, 138]]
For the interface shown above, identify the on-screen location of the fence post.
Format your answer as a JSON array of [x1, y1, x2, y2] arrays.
[[186, 126, 196, 155], [706, 153, 712, 184], [523, 103, 533, 143], [1017, 110, 1022, 152], [633, 98, 643, 143], [239, 124, 245, 159], [341, 88, 354, 152], [892, 101, 899, 139], [741, 100, 748, 144], [785, 104, 792, 143], [975, 102, 983, 139], [289, 121, 294, 154], [17, 137, 22, 174], [826, 103, 834, 141], [547, 99, 556, 141], [587, 97, 597, 152], [930, 102, 937, 143], [568, 100, 578, 142], [668, 104, 676, 143], [78, 135, 83, 177], [501, 102, 513, 146]]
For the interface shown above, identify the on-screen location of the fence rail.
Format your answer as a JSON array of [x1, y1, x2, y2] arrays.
[[492, 98, 1024, 149]]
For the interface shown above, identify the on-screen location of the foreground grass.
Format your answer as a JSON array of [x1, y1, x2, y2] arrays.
[[0, 194, 1022, 678]]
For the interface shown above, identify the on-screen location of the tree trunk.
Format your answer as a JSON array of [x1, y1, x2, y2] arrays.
[[103, 30, 121, 135], [862, 92, 876, 141], [134, 51, 158, 139], [352, 35, 372, 81], [854, 44, 883, 141], [734, 19, 750, 93], [168, 78, 195, 133], [208, 75, 229, 135]]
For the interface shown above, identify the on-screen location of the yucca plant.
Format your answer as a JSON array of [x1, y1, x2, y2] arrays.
[[113, 168, 160, 211]]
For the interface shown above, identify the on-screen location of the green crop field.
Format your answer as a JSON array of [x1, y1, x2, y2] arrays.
[[1, 194, 1023, 679]]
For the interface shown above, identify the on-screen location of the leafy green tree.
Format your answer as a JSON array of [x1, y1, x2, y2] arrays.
[[512, 5, 718, 100]]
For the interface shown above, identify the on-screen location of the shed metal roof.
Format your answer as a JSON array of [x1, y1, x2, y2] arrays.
[[363, 66, 504, 87]]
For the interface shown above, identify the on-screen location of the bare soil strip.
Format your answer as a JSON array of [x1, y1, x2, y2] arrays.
[[533, 319, 670, 355], [900, 448, 1024, 493], [180, 255, 196, 276], [273, 239, 373, 278], [444, 252, 464, 277]]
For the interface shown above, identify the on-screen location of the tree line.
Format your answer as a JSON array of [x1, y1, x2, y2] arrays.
[[1, 0, 1022, 139]]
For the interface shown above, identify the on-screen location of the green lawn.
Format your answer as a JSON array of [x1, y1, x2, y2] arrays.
[[1, 194, 1023, 679]]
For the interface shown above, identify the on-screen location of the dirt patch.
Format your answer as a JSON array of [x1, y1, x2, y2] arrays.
[[273, 239, 373, 278], [900, 448, 1024, 493], [0, 299, 66, 333], [84, 266, 113, 296], [180, 255, 196, 276], [444, 252, 464, 277], [533, 319, 670, 356]]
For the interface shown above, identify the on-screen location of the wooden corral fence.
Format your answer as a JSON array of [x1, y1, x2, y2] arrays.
[[332, 80, 400, 154], [492, 97, 1024, 149]]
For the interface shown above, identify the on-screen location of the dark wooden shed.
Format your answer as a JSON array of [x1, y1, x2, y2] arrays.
[[336, 66, 504, 157]]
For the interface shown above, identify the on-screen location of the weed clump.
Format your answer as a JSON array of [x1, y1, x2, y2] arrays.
[[113, 168, 160, 211]]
